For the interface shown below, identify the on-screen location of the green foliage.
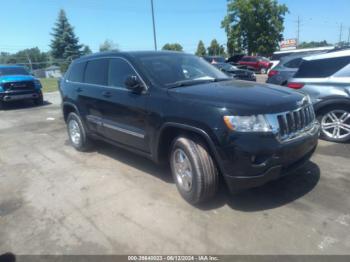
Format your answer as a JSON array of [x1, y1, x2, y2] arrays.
[[298, 40, 332, 49], [195, 40, 207, 56], [0, 48, 49, 70], [50, 9, 83, 61], [222, 0, 288, 56], [82, 45, 93, 56], [162, 43, 183, 52], [207, 39, 225, 56], [99, 40, 119, 52]]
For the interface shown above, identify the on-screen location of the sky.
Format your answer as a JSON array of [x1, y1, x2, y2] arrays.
[[1, 0, 350, 54]]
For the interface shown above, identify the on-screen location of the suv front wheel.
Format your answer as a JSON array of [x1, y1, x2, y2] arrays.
[[67, 112, 92, 151], [170, 136, 219, 204], [317, 106, 350, 142]]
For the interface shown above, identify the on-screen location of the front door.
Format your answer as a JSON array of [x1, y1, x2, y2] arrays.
[[101, 57, 150, 153]]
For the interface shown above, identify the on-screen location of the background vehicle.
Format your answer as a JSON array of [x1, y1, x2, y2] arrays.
[[269, 46, 335, 71], [226, 54, 245, 65], [203, 56, 226, 64], [213, 62, 256, 81], [267, 52, 327, 86], [0, 65, 43, 108], [288, 49, 350, 142], [60, 51, 319, 204], [238, 56, 271, 74]]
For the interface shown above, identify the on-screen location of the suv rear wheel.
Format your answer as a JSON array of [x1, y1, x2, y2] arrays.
[[170, 136, 219, 204], [67, 112, 92, 151], [317, 106, 350, 142]]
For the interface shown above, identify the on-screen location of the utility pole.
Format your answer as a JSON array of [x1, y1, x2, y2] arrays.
[[347, 27, 350, 45], [339, 23, 343, 44], [25, 52, 33, 72], [150, 0, 158, 51], [297, 16, 300, 47]]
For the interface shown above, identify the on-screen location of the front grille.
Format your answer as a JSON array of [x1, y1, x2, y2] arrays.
[[276, 104, 315, 141], [3, 81, 35, 91]]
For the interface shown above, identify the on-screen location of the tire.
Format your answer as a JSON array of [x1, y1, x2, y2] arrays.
[[34, 95, 44, 106], [170, 136, 219, 204], [66, 112, 92, 151], [317, 105, 350, 143], [0, 101, 3, 110]]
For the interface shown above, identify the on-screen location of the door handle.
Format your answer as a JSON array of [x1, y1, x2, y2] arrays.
[[76, 87, 83, 92], [102, 91, 112, 98]]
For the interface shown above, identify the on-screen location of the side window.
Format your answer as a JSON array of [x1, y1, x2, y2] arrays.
[[108, 58, 137, 88], [84, 59, 109, 85], [284, 58, 303, 69], [295, 56, 350, 78], [67, 62, 86, 82]]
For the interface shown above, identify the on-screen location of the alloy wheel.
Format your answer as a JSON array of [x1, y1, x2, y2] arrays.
[[321, 110, 350, 141], [68, 119, 81, 146], [172, 148, 193, 192]]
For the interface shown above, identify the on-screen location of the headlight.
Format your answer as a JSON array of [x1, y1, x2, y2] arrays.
[[223, 115, 272, 132], [305, 94, 312, 104]]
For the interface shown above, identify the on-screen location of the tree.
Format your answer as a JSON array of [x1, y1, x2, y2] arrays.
[[50, 9, 83, 62], [207, 39, 225, 56], [298, 40, 332, 49], [195, 40, 207, 56], [82, 45, 92, 55], [99, 40, 119, 52], [161, 43, 183, 52], [222, 0, 288, 56], [0, 48, 49, 70]]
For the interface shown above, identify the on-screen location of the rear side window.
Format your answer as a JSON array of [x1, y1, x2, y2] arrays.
[[84, 59, 109, 85], [284, 58, 303, 69], [109, 58, 136, 88], [68, 62, 85, 82], [295, 56, 350, 78]]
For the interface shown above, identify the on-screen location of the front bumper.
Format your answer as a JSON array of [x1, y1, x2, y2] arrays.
[[218, 122, 320, 192], [0, 90, 42, 102]]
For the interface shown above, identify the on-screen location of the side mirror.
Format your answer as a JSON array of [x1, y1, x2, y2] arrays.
[[124, 75, 144, 93]]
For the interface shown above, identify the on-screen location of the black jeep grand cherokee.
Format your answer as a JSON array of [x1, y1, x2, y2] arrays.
[[59, 51, 320, 204]]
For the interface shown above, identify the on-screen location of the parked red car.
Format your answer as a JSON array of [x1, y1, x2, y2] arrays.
[[238, 56, 271, 74]]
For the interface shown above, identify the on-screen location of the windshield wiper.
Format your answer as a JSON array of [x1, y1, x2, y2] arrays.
[[167, 78, 231, 88]]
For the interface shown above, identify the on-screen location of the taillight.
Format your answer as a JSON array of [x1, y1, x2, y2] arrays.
[[287, 82, 304, 89], [268, 70, 279, 78]]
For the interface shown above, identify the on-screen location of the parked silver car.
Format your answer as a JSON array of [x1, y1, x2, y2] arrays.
[[267, 52, 326, 86], [288, 49, 350, 142]]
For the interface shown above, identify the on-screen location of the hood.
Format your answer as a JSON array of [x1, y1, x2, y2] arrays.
[[168, 80, 306, 115], [0, 75, 35, 84]]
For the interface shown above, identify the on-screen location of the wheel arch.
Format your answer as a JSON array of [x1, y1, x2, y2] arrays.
[[314, 98, 350, 115], [62, 102, 80, 122], [155, 123, 224, 174]]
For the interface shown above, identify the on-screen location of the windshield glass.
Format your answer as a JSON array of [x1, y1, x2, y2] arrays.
[[0, 67, 29, 76], [135, 53, 229, 87], [217, 63, 237, 71]]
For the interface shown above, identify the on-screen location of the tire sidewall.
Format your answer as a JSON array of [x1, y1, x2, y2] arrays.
[[67, 112, 89, 151], [170, 138, 201, 203]]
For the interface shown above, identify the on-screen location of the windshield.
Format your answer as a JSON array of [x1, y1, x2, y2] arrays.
[[0, 67, 29, 76], [135, 53, 229, 87], [218, 63, 238, 71]]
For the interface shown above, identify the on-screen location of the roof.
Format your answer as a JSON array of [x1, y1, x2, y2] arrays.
[[304, 49, 350, 61], [73, 50, 188, 63], [274, 46, 335, 55]]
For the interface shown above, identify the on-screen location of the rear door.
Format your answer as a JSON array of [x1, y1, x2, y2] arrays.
[[100, 57, 150, 153], [79, 58, 109, 134]]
